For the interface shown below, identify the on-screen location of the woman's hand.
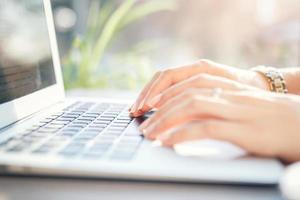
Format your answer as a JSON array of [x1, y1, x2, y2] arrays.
[[130, 60, 269, 117], [139, 89, 300, 163]]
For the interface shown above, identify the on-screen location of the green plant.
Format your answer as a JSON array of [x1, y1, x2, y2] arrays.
[[63, 0, 177, 90]]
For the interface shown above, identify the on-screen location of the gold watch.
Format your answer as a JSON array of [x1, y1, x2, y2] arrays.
[[252, 66, 288, 93]]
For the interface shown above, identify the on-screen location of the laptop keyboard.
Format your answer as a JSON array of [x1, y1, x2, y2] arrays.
[[1, 102, 143, 161]]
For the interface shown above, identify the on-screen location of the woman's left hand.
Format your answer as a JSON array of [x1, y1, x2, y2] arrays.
[[139, 89, 300, 163]]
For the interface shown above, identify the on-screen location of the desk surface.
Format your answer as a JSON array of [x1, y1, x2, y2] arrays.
[[0, 90, 284, 200], [0, 176, 283, 200]]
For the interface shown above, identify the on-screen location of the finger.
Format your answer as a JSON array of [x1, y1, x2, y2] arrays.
[[142, 95, 248, 139], [130, 71, 161, 115], [157, 120, 247, 148], [139, 88, 247, 131], [132, 64, 199, 116], [155, 74, 255, 108], [133, 60, 220, 116], [139, 89, 206, 130]]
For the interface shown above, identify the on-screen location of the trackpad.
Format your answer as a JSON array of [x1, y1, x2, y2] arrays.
[[173, 139, 247, 160]]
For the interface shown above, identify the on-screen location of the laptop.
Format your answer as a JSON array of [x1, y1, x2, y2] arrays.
[[0, 0, 284, 184]]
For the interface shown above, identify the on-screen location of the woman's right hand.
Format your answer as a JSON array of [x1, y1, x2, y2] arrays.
[[139, 89, 300, 163], [130, 59, 269, 117]]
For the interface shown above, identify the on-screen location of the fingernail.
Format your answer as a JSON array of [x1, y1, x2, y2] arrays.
[[137, 99, 145, 111], [128, 105, 133, 112], [134, 110, 144, 117], [139, 128, 145, 135], [157, 132, 172, 146], [139, 125, 147, 133], [140, 119, 150, 130], [129, 112, 136, 117], [143, 124, 155, 138], [157, 133, 169, 141], [152, 140, 162, 147], [142, 128, 149, 136], [131, 103, 138, 113], [139, 129, 144, 136], [147, 94, 162, 107]]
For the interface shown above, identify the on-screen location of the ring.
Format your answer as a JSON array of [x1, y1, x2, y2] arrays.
[[212, 88, 222, 98]]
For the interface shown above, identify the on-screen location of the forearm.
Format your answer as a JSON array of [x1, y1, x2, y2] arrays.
[[281, 68, 300, 94]]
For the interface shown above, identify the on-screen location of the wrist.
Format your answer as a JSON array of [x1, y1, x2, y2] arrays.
[[238, 69, 270, 91], [251, 66, 288, 93], [251, 70, 271, 91]]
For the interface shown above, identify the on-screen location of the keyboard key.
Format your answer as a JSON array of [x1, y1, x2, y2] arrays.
[[50, 135, 71, 142], [21, 135, 42, 144], [103, 111, 119, 115], [45, 124, 65, 129], [70, 111, 85, 114], [96, 119, 113, 123], [81, 113, 97, 117], [102, 114, 118, 118], [103, 130, 123, 136], [29, 131, 51, 138], [0, 139, 11, 148], [93, 121, 109, 125], [90, 143, 111, 151], [76, 118, 94, 122], [63, 113, 81, 116], [21, 136, 37, 144], [95, 135, 117, 142], [59, 116, 77, 121], [40, 118, 53, 123], [124, 131, 141, 136], [32, 145, 53, 154], [50, 121, 69, 125], [35, 129, 57, 134], [99, 116, 115, 121], [75, 134, 97, 141], [71, 138, 92, 144], [85, 128, 103, 132], [110, 124, 125, 129], [67, 124, 86, 129], [111, 121, 129, 125], [46, 115, 60, 120], [114, 119, 131, 124], [88, 124, 107, 129], [108, 127, 126, 131], [82, 151, 105, 159], [72, 121, 89, 125], [109, 151, 135, 160], [43, 140, 63, 148], [117, 117, 132, 121], [119, 136, 143, 144], [61, 131, 78, 137], [6, 143, 30, 152], [59, 143, 86, 156], [56, 118, 73, 122], [110, 142, 140, 158], [85, 111, 102, 115], [62, 128, 82, 132]]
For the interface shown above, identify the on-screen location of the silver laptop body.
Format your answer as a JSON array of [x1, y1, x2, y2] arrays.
[[0, 0, 284, 184]]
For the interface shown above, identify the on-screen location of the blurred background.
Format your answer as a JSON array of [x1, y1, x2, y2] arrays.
[[51, 0, 300, 92]]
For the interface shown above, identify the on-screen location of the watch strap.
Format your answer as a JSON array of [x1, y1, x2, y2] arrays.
[[252, 66, 288, 93]]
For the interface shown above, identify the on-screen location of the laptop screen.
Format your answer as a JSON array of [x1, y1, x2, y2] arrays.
[[0, 0, 56, 104]]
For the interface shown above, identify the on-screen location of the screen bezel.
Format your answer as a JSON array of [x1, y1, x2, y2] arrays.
[[0, 0, 65, 129]]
